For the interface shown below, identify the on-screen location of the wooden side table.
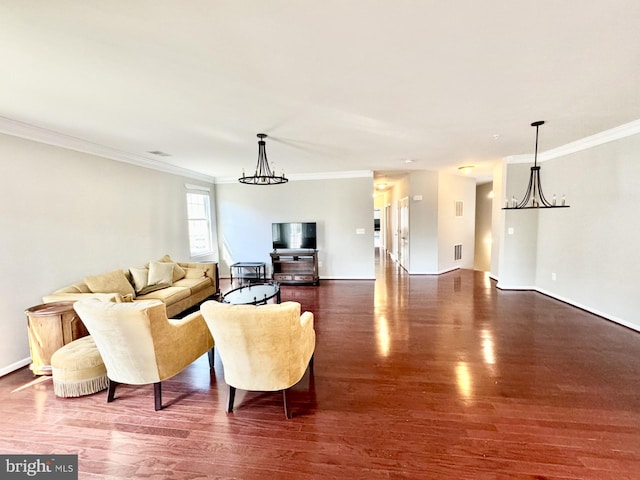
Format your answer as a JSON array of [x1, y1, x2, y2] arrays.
[[25, 302, 89, 375]]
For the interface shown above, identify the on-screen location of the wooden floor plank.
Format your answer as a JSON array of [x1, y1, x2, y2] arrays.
[[1, 251, 640, 478]]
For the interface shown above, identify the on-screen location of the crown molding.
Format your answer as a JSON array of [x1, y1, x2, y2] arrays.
[[506, 119, 640, 164], [214, 170, 373, 184], [0, 116, 215, 183]]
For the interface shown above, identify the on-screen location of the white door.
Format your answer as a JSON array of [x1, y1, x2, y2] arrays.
[[384, 203, 392, 252], [398, 197, 409, 270]]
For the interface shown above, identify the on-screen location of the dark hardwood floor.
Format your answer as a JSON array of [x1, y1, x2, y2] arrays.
[[2, 251, 640, 479]]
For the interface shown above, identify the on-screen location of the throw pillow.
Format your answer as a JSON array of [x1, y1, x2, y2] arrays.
[[184, 266, 207, 279], [129, 267, 150, 293], [156, 254, 186, 282], [148, 261, 174, 286], [172, 263, 186, 282], [85, 270, 136, 298]]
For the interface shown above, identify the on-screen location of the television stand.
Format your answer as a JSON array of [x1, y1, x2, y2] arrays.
[[270, 250, 319, 285]]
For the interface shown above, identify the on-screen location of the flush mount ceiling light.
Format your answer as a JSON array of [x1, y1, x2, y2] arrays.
[[458, 165, 475, 174], [239, 134, 288, 185], [503, 121, 569, 210]]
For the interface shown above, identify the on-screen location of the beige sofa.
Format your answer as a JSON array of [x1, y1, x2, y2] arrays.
[[43, 255, 219, 318]]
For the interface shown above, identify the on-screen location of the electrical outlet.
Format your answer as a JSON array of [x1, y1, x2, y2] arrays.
[[551, 272, 557, 281]]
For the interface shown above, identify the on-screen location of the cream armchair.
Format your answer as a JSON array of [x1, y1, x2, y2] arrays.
[[73, 298, 214, 410], [200, 300, 315, 418]]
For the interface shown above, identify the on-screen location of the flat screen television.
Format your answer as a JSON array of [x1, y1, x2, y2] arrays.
[[272, 222, 317, 250]]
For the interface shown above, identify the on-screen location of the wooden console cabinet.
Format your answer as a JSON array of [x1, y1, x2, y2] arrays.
[[25, 302, 89, 375], [270, 250, 319, 285]]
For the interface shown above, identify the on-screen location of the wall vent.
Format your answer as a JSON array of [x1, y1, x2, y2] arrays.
[[454, 243, 462, 261], [455, 201, 463, 217]]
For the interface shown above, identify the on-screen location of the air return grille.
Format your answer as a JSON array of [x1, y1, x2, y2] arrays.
[[455, 201, 463, 217], [454, 244, 462, 261]]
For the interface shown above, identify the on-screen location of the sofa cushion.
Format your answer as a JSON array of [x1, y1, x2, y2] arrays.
[[136, 283, 171, 296], [135, 286, 191, 304], [173, 277, 212, 295], [84, 270, 135, 298], [53, 282, 92, 294], [148, 262, 174, 286]]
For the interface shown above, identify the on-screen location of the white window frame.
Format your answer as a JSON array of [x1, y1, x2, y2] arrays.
[[185, 184, 213, 257]]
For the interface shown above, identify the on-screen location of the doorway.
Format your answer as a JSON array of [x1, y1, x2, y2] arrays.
[[398, 196, 409, 271]]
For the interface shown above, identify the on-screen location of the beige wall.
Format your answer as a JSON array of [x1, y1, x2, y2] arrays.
[[0, 133, 216, 375]]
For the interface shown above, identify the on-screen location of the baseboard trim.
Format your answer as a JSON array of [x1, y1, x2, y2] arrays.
[[496, 282, 537, 290], [407, 267, 461, 275], [0, 357, 31, 378], [535, 287, 640, 333], [496, 283, 639, 333]]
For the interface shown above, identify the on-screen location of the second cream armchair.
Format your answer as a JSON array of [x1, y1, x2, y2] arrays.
[[200, 300, 315, 418]]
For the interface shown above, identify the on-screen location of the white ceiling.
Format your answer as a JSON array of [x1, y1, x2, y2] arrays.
[[2, 1, 640, 186]]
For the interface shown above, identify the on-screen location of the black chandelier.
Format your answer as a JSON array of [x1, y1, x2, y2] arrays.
[[503, 121, 569, 209], [239, 133, 288, 185]]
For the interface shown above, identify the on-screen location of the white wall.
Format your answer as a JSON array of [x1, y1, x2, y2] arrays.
[[385, 171, 475, 274], [490, 161, 506, 279], [498, 130, 640, 330], [437, 173, 476, 272], [474, 182, 493, 272], [0, 133, 216, 375], [214, 175, 375, 280], [407, 171, 439, 273]]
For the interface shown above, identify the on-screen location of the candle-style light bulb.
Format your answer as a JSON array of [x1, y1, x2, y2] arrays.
[[552, 194, 557, 206]]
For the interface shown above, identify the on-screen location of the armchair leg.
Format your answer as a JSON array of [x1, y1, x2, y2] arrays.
[[154, 382, 162, 411], [309, 354, 314, 375], [107, 380, 118, 403], [227, 386, 236, 413], [208, 347, 215, 370], [283, 389, 291, 419]]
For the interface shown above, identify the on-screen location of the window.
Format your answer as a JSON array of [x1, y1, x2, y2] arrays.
[[186, 189, 213, 256]]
